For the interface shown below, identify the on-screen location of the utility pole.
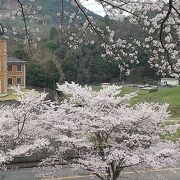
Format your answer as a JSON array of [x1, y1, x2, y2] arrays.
[[61, 0, 64, 43], [54, 0, 64, 43]]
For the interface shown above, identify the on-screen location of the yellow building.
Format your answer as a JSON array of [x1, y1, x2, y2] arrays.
[[0, 40, 26, 96]]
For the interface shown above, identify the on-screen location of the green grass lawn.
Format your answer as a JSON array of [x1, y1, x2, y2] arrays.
[[91, 84, 102, 92], [0, 89, 30, 101], [92, 84, 180, 141], [120, 86, 180, 141], [91, 85, 180, 118], [120, 86, 180, 118]]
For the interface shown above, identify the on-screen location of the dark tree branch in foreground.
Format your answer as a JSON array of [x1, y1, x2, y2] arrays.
[[17, 0, 32, 54], [159, 0, 177, 73], [14, 0, 179, 74], [98, 0, 139, 17], [159, 1, 172, 59], [73, 0, 108, 44]]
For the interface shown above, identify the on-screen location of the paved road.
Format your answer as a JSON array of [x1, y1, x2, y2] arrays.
[[1, 167, 180, 180], [0, 168, 39, 180]]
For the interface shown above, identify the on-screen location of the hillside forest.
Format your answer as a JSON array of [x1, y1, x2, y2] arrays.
[[3, 0, 161, 89]]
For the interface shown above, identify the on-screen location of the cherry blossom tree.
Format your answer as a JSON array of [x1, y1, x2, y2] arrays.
[[0, 87, 50, 169], [72, 0, 180, 78], [37, 82, 180, 180], [0, 83, 179, 179], [2, 0, 179, 78], [62, 0, 180, 78]]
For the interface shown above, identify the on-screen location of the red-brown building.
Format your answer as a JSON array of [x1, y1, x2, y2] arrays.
[[0, 40, 26, 96]]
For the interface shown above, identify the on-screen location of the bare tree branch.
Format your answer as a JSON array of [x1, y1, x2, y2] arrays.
[[17, 0, 32, 54], [73, 0, 108, 44], [172, 4, 180, 17], [159, 0, 175, 73], [98, 0, 139, 18]]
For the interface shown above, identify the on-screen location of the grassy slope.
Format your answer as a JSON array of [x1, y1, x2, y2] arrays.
[[119, 86, 180, 141], [120, 86, 180, 118], [2, 0, 101, 41], [91, 85, 180, 117], [0, 89, 30, 101]]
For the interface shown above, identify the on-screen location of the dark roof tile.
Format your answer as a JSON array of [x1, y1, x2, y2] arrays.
[[7, 57, 27, 64]]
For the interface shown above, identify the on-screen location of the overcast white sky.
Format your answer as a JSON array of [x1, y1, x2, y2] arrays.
[[80, 0, 106, 16]]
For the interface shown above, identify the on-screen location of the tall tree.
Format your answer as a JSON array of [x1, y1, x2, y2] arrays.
[[38, 82, 179, 180]]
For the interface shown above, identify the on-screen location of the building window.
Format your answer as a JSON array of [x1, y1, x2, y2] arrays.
[[8, 65, 12, 71], [16, 77, 22, 85], [16, 65, 22, 72], [8, 78, 13, 86]]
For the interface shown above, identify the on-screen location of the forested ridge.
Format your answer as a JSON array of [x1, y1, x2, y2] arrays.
[[2, 1, 159, 89], [8, 15, 158, 89]]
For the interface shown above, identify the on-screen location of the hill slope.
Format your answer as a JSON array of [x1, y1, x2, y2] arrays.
[[121, 86, 180, 117], [2, 0, 101, 24], [0, 0, 101, 39]]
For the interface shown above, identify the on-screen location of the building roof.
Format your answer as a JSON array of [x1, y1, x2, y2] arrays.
[[161, 78, 179, 81], [7, 57, 27, 65]]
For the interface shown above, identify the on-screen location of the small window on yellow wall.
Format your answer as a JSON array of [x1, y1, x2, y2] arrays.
[[16, 77, 22, 85], [16, 65, 22, 72], [8, 65, 12, 71]]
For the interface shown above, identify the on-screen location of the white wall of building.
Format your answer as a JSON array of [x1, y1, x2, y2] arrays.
[[161, 78, 179, 86]]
